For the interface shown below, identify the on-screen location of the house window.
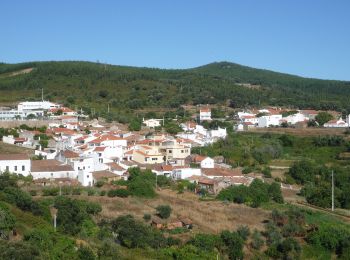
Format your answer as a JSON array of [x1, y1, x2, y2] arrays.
[[14, 166, 17, 171], [66, 172, 69, 177], [169, 150, 172, 153], [181, 150, 184, 153], [152, 158, 157, 161], [51, 173, 53, 177], [87, 175, 89, 178], [6, 166, 9, 172]]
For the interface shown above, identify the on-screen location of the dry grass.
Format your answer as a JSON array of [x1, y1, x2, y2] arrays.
[[0, 141, 34, 156], [81, 189, 270, 234]]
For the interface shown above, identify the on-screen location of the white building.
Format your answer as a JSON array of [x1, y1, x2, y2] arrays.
[[283, 112, 307, 125], [241, 115, 259, 125], [199, 107, 211, 121], [324, 118, 348, 128], [200, 157, 215, 169], [209, 127, 227, 139], [258, 114, 283, 128], [171, 168, 201, 180], [0, 154, 31, 176], [17, 101, 60, 112], [143, 118, 162, 128], [30, 160, 76, 179]]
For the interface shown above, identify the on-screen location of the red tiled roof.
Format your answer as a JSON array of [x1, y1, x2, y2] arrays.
[[89, 134, 124, 144], [31, 160, 74, 172], [94, 146, 106, 152], [63, 150, 80, 158], [0, 154, 29, 160]]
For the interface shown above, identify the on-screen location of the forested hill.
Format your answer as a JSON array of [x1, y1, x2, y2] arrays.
[[0, 61, 349, 119]]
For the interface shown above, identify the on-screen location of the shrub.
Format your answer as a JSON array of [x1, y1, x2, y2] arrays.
[[29, 190, 37, 196], [143, 214, 151, 222], [42, 187, 59, 196], [190, 233, 221, 252], [156, 205, 172, 219], [72, 188, 81, 195], [220, 230, 244, 260], [251, 229, 264, 250], [100, 190, 106, 196], [262, 167, 272, 178], [237, 225, 250, 241], [87, 189, 95, 196]]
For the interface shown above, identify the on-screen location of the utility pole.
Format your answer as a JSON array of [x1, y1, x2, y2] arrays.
[[331, 170, 334, 211]]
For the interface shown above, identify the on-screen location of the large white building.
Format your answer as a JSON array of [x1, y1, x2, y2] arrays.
[[17, 101, 60, 112], [258, 114, 283, 128], [0, 154, 31, 176], [199, 107, 212, 121], [0, 101, 61, 120]]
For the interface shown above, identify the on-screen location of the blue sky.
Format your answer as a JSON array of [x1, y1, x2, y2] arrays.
[[1, 0, 349, 80]]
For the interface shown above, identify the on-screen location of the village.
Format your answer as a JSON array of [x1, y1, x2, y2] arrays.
[[1, 99, 349, 196]]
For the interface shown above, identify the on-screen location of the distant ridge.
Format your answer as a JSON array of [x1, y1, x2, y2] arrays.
[[0, 61, 349, 118]]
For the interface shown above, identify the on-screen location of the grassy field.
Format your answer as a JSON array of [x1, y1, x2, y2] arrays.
[[79, 188, 270, 234]]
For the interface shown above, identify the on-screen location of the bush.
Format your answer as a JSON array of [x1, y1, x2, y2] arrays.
[[262, 167, 272, 178], [87, 189, 95, 196], [156, 205, 172, 219], [251, 229, 264, 250], [190, 233, 221, 252], [107, 189, 129, 198], [237, 225, 250, 241], [100, 190, 106, 196], [42, 187, 59, 196], [72, 188, 81, 195], [29, 190, 37, 196], [111, 215, 169, 249], [143, 214, 151, 222], [220, 230, 244, 260]]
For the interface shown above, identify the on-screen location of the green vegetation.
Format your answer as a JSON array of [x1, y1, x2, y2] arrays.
[[217, 179, 284, 207], [156, 205, 172, 219], [1, 61, 350, 124]]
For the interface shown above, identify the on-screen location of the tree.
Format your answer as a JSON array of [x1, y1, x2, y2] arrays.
[[315, 112, 333, 126], [128, 119, 141, 131], [268, 182, 284, 203], [220, 230, 244, 260], [156, 205, 172, 219], [0, 206, 16, 239]]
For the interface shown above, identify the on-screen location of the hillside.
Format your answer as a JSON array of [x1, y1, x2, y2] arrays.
[[0, 61, 349, 123]]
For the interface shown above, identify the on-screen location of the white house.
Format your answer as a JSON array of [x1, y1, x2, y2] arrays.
[[199, 107, 211, 121], [258, 114, 283, 128], [143, 118, 162, 128], [200, 157, 215, 169], [241, 115, 259, 125], [0, 154, 31, 176], [30, 160, 76, 179], [284, 112, 307, 125], [78, 170, 93, 187], [324, 118, 348, 128], [171, 168, 201, 180], [209, 127, 227, 139]]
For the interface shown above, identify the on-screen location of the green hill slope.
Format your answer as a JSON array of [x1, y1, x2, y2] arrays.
[[0, 61, 349, 122]]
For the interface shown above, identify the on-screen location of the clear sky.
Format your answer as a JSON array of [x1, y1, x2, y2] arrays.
[[1, 0, 349, 80]]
